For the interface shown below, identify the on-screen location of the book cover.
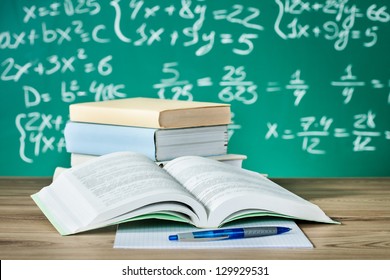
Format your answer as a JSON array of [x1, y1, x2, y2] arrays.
[[69, 97, 231, 129]]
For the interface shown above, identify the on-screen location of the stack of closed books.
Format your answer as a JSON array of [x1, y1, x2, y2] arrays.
[[64, 97, 247, 168]]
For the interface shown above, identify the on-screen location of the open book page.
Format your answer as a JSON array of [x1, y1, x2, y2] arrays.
[[164, 156, 336, 227], [32, 152, 206, 235]]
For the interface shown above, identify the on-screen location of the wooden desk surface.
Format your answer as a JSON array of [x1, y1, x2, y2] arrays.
[[1, 177, 389, 260]]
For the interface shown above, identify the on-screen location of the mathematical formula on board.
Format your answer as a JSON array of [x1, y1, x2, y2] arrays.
[[265, 111, 390, 154], [1, 0, 389, 166], [2, 1, 389, 52]]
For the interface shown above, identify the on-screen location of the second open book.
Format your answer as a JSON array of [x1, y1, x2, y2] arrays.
[[32, 152, 337, 235]]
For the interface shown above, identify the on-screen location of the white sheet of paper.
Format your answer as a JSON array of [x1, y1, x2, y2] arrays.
[[114, 219, 313, 249]]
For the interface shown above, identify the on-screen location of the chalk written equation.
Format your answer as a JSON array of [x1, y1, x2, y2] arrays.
[[265, 110, 390, 154], [15, 112, 67, 163], [2, 1, 389, 52], [274, 0, 390, 50], [265, 70, 310, 106], [1, 0, 270, 111], [3, 49, 126, 106], [153, 62, 258, 105], [153, 62, 390, 107], [111, 0, 263, 56], [0, 0, 389, 175], [332, 64, 390, 104], [0, 0, 264, 55]]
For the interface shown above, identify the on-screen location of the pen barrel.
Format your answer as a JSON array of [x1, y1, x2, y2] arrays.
[[171, 226, 290, 241], [193, 228, 244, 240], [243, 227, 278, 238]]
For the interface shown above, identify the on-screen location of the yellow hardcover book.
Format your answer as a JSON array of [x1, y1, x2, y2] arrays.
[[69, 97, 231, 129]]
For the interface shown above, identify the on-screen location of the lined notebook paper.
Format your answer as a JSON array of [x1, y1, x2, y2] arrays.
[[114, 219, 313, 249]]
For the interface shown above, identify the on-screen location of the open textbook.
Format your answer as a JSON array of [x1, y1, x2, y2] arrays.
[[31, 152, 337, 235]]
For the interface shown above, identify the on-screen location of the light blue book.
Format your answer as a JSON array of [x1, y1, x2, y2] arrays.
[[64, 122, 228, 161]]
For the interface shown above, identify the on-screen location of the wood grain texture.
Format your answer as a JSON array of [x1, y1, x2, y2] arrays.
[[0, 177, 389, 260]]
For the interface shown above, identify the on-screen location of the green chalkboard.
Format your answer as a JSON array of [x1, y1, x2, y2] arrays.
[[1, 0, 389, 177]]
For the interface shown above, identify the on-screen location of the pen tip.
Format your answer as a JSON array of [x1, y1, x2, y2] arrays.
[[277, 227, 292, 234], [169, 234, 178, 241]]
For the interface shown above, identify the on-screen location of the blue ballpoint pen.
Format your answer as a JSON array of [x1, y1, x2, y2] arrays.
[[168, 226, 292, 241]]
